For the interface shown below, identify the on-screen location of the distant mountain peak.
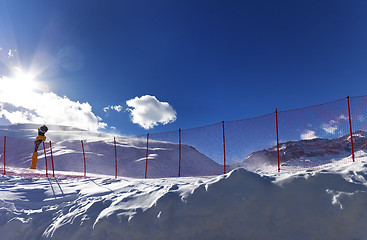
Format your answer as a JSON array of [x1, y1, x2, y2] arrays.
[[232, 131, 367, 172]]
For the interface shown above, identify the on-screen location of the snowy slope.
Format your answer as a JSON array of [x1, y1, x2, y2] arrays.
[[0, 123, 111, 142], [1, 162, 367, 240], [0, 124, 223, 178]]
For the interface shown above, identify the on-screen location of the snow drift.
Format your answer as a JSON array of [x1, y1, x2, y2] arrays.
[[1, 162, 367, 240]]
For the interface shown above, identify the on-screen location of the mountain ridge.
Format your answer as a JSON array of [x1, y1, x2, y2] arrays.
[[231, 130, 367, 172]]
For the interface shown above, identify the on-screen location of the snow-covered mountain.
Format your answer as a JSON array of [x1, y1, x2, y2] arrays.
[[232, 131, 367, 172], [0, 124, 223, 178]]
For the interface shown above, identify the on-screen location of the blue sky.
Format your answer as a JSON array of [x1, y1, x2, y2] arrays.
[[0, 0, 367, 137]]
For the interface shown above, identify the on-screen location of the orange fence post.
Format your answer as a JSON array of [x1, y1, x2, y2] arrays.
[[178, 129, 181, 177], [145, 134, 149, 179], [49, 141, 55, 177], [347, 96, 355, 162], [114, 137, 117, 179], [81, 140, 86, 177], [275, 109, 280, 172], [43, 142, 48, 178], [222, 121, 226, 174], [3, 136, 5, 175]]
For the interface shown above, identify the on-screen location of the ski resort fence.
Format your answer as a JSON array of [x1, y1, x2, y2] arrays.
[[1, 96, 367, 178]]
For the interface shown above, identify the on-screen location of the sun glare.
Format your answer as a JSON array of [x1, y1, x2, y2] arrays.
[[15, 72, 36, 87], [0, 69, 40, 98]]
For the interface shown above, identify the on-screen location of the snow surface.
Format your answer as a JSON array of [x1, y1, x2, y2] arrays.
[[1, 163, 367, 240], [1, 124, 367, 239]]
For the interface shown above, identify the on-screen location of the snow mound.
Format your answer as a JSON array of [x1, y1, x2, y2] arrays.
[[1, 162, 367, 239]]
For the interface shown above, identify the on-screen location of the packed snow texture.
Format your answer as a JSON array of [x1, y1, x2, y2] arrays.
[[1, 124, 367, 239], [1, 163, 367, 240]]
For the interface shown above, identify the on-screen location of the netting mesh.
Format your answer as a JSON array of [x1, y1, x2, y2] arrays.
[[181, 123, 223, 176], [277, 98, 351, 170], [149, 130, 180, 178], [53, 140, 84, 174], [349, 96, 367, 162], [6, 136, 38, 168], [0, 96, 366, 178], [114, 136, 149, 179], [2, 137, 56, 176], [226, 113, 277, 172]]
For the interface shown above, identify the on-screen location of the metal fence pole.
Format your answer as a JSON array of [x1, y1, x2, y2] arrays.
[[145, 134, 149, 179], [49, 141, 55, 177], [3, 136, 5, 175], [347, 96, 355, 162], [43, 142, 48, 178], [81, 140, 86, 177], [222, 121, 226, 174], [114, 137, 117, 179], [178, 129, 181, 177], [276, 109, 280, 172]]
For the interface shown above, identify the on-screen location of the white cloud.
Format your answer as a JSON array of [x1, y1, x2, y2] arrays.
[[338, 114, 348, 120], [319, 114, 349, 135], [321, 120, 338, 134], [103, 105, 123, 113], [113, 105, 123, 112], [0, 75, 106, 132], [357, 115, 365, 122], [8, 49, 14, 58], [126, 95, 177, 130], [300, 130, 318, 140], [98, 122, 108, 129]]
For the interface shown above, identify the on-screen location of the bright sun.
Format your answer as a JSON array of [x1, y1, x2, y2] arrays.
[[0, 69, 40, 102]]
